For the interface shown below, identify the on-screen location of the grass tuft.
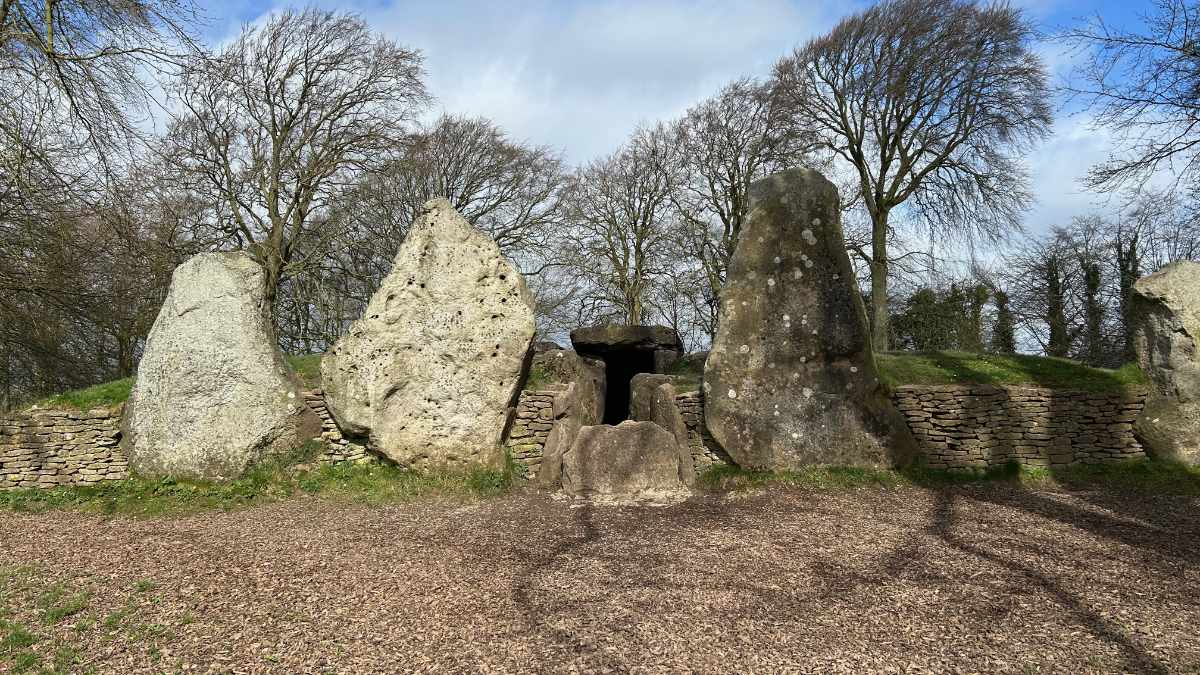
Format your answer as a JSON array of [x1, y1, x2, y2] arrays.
[[285, 353, 324, 389], [876, 351, 1146, 393]]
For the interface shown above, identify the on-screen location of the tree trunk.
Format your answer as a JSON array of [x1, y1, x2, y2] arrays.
[[869, 209, 890, 352]]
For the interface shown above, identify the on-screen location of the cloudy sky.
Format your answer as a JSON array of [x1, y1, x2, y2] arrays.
[[200, 0, 1153, 236]]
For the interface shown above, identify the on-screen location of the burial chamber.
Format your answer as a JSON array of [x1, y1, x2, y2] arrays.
[[568, 325, 682, 424]]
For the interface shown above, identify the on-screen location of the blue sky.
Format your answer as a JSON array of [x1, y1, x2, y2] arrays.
[[195, 0, 1159, 236]]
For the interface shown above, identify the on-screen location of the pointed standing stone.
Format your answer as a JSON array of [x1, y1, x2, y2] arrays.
[[322, 198, 536, 469], [703, 169, 915, 470], [124, 252, 319, 480]]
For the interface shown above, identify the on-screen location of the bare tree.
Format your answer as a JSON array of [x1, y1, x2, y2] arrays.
[[770, 0, 1051, 351], [565, 125, 679, 326], [1065, 0, 1200, 192], [671, 77, 817, 339], [164, 7, 429, 319]]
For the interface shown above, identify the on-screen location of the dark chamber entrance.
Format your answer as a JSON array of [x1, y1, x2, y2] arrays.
[[601, 349, 656, 424], [569, 324, 684, 425]]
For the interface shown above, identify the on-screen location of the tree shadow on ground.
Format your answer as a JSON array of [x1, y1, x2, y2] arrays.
[[927, 489, 1171, 674]]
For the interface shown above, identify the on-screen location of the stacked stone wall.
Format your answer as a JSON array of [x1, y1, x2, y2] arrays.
[[674, 391, 733, 472], [302, 390, 372, 464], [0, 407, 127, 490], [504, 387, 561, 475], [893, 385, 1147, 470], [1, 392, 374, 491]]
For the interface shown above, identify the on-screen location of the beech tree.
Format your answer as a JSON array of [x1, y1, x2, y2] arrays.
[[1066, 0, 1200, 192], [164, 8, 429, 319], [770, 0, 1051, 351]]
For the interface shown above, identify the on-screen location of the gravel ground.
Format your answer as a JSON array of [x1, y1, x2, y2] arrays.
[[0, 485, 1198, 673]]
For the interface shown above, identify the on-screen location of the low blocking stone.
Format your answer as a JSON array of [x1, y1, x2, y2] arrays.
[[321, 198, 536, 469], [629, 373, 695, 486], [1132, 260, 1200, 463], [561, 421, 690, 498], [703, 169, 915, 470], [124, 252, 319, 480]]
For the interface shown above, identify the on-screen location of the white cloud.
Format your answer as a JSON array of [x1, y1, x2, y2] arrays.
[[234, 0, 844, 161]]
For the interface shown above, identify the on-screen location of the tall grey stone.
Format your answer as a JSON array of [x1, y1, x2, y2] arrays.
[[322, 198, 536, 469], [1132, 260, 1200, 463], [530, 350, 606, 489], [703, 169, 915, 470], [124, 252, 319, 480]]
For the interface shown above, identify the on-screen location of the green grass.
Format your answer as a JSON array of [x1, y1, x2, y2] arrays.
[[285, 353, 324, 389], [36, 378, 133, 411], [876, 351, 1147, 393], [522, 362, 552, 391], [31, 353, 326, 411], [698, 458, 1200, 496], [0, 442, 519, 517]]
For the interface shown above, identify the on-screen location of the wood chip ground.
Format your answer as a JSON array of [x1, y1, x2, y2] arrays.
[[1, 485, 1197, 673]]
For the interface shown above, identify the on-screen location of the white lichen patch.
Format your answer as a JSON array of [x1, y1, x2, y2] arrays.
[[812, 218, 821, 226], [805, 259, 814, 268], [728, 388, 737, 399], [739, 344, 750, 354], [773, 256, 781, 264], [803, 387, 814, 398], [767, 278, 776, 287], [793, 269, 803, 279], [802, 229, 817, 245], [850, 366, 858, 373]]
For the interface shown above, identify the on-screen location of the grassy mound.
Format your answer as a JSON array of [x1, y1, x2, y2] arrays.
[[32, 355, 325, 411], [876, 351, 1146, 393], [29, 350, 1146, 411]]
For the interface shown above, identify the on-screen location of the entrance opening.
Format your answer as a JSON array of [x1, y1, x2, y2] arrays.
[[601, 349, 656, 424]]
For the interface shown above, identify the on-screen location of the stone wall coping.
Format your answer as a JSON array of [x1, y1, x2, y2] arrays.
[[892, 383, 1144, 399]]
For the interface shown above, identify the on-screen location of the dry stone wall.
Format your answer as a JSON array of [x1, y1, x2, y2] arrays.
[[504, 387, 562, 476], [675, 391, 733, 472], [0, 407, 127, 489], [1, 392, 373, 491], [892, 385, 1147, 470]]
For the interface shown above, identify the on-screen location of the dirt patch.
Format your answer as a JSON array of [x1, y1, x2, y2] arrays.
[[1, 485, 1197, 672]]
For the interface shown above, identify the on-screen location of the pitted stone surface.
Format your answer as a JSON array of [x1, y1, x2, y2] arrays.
[[1132, 260, 1200, 463], [561, 421, 691, 499], [703, 169, 915, 470], [322, 198, 536, 469], [124, 252, 319, 480]]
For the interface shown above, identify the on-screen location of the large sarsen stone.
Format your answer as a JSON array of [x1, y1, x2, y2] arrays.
[[124, 252, 319, 480], [1132, 260, 1200, 463], [321, 198, 536, 469], [703, 169, 915, 470]]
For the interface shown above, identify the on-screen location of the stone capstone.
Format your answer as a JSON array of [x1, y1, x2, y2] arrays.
[[321, 198, 536, 469], [123, 252, 319, 480], [570, 324, 682, 372], [703, 168, 916, 470], [629, 373, 695, 486], [1132, 260, 1200, 463], [561, 421, 691, 498]]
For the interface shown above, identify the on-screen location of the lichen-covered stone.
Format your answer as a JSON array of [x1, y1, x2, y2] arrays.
[[531, 351, 606, 489], [703, 169, 915, 470], [124, 252, 319, 480], [1132, 260, 1200, 463], [321, 198, 536, 469], [629, 374, 695, 486], [561, 421, 690, 498]]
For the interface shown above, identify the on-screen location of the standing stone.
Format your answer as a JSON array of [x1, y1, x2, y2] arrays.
[[704, 169, 915, 470], [531, 350, 606, 489], [629, 373, 695, 485], [561, 421, 690, 499], [124, 252, 319, 480], [1132, 260, 1200, 463], [322, 198, 536, 469]]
